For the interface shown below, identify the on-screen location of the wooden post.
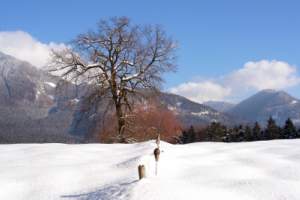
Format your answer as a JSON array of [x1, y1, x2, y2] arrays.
[[154, 148, 160, 175], [138, 165, 145, 180], [154, 148, 160, 162]]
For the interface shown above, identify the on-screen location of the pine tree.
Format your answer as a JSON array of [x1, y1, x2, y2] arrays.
[[245, 125, 253, 141], [283, 118, 297, 139], [180, 130, 189, 144], [180, 126, 196, 144], [188, 126, 196, 142], [252, 122, 261, 141], [206, 122, 227, 141], [265, 117, 280, 140], [230, 125, 240, 142], [237, 125, 245, 141]]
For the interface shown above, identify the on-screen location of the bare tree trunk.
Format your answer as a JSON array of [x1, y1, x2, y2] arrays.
[[115, 103, 125, 142]]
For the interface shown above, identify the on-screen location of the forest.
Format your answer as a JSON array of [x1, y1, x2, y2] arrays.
[[179, 117, 300, 144]]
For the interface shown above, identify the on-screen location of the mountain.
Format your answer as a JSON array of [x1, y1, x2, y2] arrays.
[[0, 51, 237, 143], [228, 89, 300, 126], [159, 93, 235, 127], [203, 100, 235, 112], [0, 51, 81, 143]]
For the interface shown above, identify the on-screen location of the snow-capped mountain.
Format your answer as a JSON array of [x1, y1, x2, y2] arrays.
[[228, 89, 300, 125], [0, 51, 55, 109], [0, 51, 80, 143], [7, 50, 300, 142], [203, 100, 235, 112], [0, 51, 233, 142]]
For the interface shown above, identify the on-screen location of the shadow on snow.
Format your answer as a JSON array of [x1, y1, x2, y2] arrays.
[[61, 180, 138, 200]]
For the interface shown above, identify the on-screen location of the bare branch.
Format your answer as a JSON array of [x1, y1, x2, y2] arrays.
[[49, 17, 177, 141]]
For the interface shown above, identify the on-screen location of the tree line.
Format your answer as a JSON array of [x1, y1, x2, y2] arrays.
[[179, 117, 300, 144]]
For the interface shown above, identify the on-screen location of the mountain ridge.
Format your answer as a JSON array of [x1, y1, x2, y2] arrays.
[[203, 100, 235, 112], [1, 51, 300, 143], [0, 51, 232, 142], [228, 89, 300, 125]]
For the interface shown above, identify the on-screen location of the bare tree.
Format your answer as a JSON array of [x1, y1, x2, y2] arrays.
[[50, 17, 177, 142]]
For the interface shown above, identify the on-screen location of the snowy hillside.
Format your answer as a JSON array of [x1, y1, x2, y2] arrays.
[[0, 51, 81, 143], [1, 140, 300, 200], [159, 92, 236, 126]]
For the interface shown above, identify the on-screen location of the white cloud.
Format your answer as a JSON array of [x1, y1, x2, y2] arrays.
[[169, 81, 231, 103], [170, 60, 300, 103], [0, 31, 66, 68], [227, 60, 300, 90]]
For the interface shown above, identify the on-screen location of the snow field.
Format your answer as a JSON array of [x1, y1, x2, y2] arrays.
[[1, 140, 300, 199]]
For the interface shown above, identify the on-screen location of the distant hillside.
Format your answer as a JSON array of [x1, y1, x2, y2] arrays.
[[228, 89, 300, 126], [203, 100, 235, 112], [159, 93, 236, 127]]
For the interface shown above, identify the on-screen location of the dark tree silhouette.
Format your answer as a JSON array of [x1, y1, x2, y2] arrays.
[[265, 117, 280, 140], [245, 125, 253, 141], [252, 122, 261, 141], [283, 118, 297, 139]]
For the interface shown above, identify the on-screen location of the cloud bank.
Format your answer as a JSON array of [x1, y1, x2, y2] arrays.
[[0, 31, 66, 68], [170, 81, 231, 103], [170, 60, 300, 103], [228, 60, 300, 90]]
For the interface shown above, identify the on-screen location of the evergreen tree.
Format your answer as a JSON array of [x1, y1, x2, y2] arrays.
[[283, 118, 297, 139], [252, 122, 261, 141], [180, 130, 189, 144], [237, 125, 245, 141], [265, 117, 280, 140], [207, 122, 227, 141], [244, 125, 253, 141], [230, 125, 240, 142], [188, 126, 196, 142], [223, 128, 234, 142], [180, 126, 196, 144]]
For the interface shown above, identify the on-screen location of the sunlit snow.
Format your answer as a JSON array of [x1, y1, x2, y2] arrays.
[[45, 81, 56, 88], [1, 140, 300, 200]]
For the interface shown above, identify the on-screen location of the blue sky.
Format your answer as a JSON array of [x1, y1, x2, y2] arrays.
[[1, 0, 300, 103]]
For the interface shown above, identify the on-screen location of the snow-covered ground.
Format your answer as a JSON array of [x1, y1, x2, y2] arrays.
[[1, 140, 300, 200]]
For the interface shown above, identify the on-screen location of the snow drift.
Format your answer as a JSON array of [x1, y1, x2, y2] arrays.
[[1, 140, 300, 200]]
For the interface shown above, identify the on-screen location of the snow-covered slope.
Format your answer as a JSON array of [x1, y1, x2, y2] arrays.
[[1, 140, 300, 200]]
